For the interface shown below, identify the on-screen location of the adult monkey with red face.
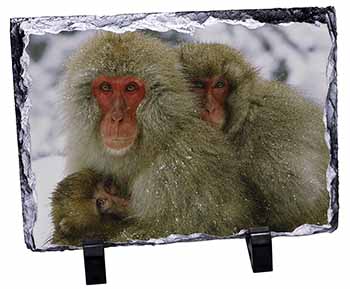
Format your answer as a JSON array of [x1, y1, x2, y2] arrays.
[[178, 43, 329, 231], [51, 33, 255, 245]]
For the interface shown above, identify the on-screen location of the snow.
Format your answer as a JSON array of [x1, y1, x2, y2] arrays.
[[32, 156, 65, 249]]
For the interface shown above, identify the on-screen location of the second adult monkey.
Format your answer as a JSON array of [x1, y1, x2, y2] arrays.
[[178, 43, 329, 231], [51, 32, 256, 246]]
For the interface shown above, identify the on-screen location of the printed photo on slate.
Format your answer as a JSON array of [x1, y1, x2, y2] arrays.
[[10, 7, 338, 251]]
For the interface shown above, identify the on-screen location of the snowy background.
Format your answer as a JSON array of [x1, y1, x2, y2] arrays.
[[26, 23, 332, 249]]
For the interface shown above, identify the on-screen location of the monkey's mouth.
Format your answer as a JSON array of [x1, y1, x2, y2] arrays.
[[104, 137, 135, 149], [102, 133, 137, 155], [100, 115, 138, 153], [200, 111, 225, 129]]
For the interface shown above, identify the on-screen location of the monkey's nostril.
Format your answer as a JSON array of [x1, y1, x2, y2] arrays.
[[111, 114, 123, 123], [96, 198, 105, 208]]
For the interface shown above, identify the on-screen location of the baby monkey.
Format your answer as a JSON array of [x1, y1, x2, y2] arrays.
[[51, 169, 131, 243]]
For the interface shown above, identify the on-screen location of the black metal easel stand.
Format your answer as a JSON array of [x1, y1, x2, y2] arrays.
[[81, 227, 272, 284], [83, 240, 107, 285], [245, 227, 273, 273]]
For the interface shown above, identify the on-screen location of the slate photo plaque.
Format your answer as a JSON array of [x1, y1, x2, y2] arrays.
[[10, 6, 338, 251]]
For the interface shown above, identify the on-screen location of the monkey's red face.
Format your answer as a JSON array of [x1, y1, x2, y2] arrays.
[[92, 75, 145, 154], [190, 76, 230, 129]]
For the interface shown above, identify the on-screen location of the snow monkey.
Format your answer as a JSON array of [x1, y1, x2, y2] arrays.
[[178, 43, 329, 231], [51, 32, 256, 246]]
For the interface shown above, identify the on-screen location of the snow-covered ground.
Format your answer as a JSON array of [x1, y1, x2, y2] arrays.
[[26, 22, 332, 249]]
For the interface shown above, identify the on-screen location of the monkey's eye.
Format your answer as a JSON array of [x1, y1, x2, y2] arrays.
[[125, 82, 138, 92], [192, 80, 206, 89], [214, 80, 226, 89], [100, 82, 112, 92]]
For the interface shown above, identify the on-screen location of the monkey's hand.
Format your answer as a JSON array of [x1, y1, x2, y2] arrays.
[[56, 198, 101, 236]]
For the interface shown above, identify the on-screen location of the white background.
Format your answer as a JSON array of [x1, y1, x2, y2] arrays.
[[0, 0, 348, 288]]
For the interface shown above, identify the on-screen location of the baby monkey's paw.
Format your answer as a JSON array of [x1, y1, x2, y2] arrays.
[[57, 210, 97, 236]]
